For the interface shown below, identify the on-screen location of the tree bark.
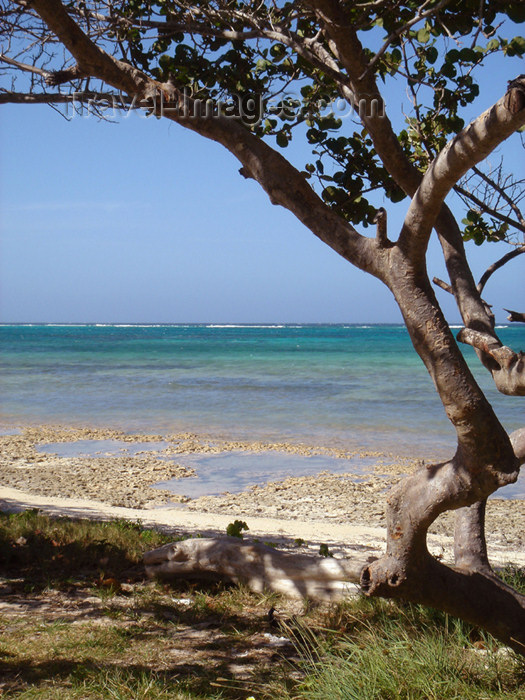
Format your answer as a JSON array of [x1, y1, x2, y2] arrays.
[[144, 538, 369, 601], [505, 309, 525, 324], [361, 552, 525, 656], [454, 501, 491, 574]]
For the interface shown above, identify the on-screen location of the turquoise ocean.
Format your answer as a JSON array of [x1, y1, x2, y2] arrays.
[[1, 323, 523, 460]]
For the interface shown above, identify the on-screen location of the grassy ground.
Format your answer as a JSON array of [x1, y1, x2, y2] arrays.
[[0, 509, 523, 699]]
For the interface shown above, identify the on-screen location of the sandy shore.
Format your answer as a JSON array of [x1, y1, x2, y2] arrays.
[[1, 425, 523, 568]]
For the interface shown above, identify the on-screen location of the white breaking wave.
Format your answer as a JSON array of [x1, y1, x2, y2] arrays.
[[205, 324, 285, 328]]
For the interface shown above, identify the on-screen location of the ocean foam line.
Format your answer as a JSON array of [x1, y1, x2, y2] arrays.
[[449, 324, 510, 329], [205, 324, 286, 328]]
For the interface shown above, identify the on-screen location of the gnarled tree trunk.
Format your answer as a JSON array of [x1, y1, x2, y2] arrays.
[[144, 537, 368, 601]]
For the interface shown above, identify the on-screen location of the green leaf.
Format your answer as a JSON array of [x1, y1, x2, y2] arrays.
[[506, 36, 525, 57], [507, 5, 525, 23], [276, 130, 289, 148], [417, 27, 430, 43], [459, 48, 478, 63], [391, 48, 402, 63], [270, 43, 286, 59], [426, 46, 438, 64], [440, 62, 456, 78]]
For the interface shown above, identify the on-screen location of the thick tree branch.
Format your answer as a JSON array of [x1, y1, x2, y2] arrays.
[[144, 537, 368, 601], [454, 501, 491, 574], [361, 552, 525, 655], [457, 328, 525, 395], [398, 78, 525, 264], [434, 211, 495, 332], [505, 309, 525, 323]]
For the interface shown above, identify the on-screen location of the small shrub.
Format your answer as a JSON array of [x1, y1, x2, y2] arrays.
[[226, 520, 249, 538], [318, 543, 333, 558]]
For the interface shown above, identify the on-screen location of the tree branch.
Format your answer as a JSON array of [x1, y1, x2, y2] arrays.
[[303, 0, 496, 339], [457, 328, 525, 395], [360, 0, 454, 80], [473, 164, 525, 229], [477, 245, 525, 293], [454, 182, 525, 236], [0, 53, 51, 78], [26, 0, 152, 97], [398, 78, 525, 265], [432, 276, 453, 294], [0, 90, 136, 107], [24, 0, 378, 278], [505, 309, 525, 323]]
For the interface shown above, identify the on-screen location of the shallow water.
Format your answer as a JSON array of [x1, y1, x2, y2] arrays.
[[37, 440, 377, 499], [2, 324, 524, 459], [152, 451, 381, 499], [36, 439, 525, 500]]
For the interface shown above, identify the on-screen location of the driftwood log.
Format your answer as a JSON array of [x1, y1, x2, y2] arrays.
[[144, 537, 372, 601]]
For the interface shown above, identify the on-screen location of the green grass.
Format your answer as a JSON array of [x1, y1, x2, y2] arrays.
[[0, 510, 524, 699], [292, 597, 525, 699], [0, 508, 178, 591]]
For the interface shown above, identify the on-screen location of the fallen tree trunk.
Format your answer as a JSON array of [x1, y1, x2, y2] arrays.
[[144, 537, 372, 601]]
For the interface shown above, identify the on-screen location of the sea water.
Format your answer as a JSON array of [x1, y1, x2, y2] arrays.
[[1, 323, 523, 459]]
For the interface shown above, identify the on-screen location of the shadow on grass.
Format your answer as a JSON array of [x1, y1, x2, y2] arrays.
[[0, 612, 295, 699], [0, 509, 177, 591], [0, 656, 226, 698]]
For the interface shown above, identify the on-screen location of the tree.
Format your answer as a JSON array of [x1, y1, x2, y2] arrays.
[[1, 0, 524, 652]]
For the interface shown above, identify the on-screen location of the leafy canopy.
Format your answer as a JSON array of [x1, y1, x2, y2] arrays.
[[103, 0, 525, 241], [4, 1, 525, 241]]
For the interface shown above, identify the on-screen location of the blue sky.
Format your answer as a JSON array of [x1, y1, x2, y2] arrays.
[[1, 56, 524, 323]]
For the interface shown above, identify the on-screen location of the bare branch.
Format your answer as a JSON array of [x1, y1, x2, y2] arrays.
[[0, 53, 51, 78], [478, 245, 525, 293], [454, 183, 525, 237], [432, 276, 453, 294], [472, 165, 525, 230], [505, 309, 525, 323]]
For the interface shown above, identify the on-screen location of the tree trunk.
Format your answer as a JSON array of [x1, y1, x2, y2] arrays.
[[144, 537, 370, 601], [360, 255, 525, 653], [361, 553, 525, 655]]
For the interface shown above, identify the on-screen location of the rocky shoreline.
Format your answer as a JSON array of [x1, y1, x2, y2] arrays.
[[1, 425, 523, 552]]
